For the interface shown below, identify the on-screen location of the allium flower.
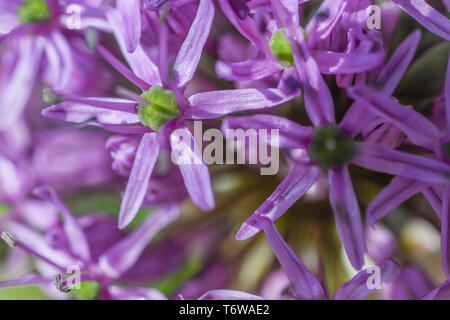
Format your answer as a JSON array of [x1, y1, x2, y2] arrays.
[[42, 0, 301, 228], [0, 186, 179, 300], [0, 0, 109, 130], [347, 54, 450, 278]]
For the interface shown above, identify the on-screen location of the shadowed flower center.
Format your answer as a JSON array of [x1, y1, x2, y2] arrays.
[[442, 142, 450, 158], [307, 124, 356, 170], [138, 86, 181, 131], [269, 28, 294, 67], [18, 0, 52, 24], [67, 281, 101, 300]]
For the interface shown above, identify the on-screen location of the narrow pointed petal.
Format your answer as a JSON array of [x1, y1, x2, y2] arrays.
[[354, 142, 450, 185], [106, 9, 161, 86], [221, 114, 312, 149], [392, 0, 450, 41], [442, 186, 450, 278], [4, 222, 77, 270], [258, 217, 326, 300], [423, 281, 450, 300], [118, 133, 160, 229], [375, 30, 421, 95], [0, 275, 53, 289], [32, 186, 90, 261], [217, 0, 270, 56], [445, 53, 450, 130], [186, 88, 300, 119], [56, 95, 137, 113], [117, 0, 141, 53], [215, 58, 282, 81], [173, 0, 215, 88], [313, 50, 385, 75], [348, 86, 440, 151], [100, 205, 179, 278], [367, 176, 428, 225], [333, 260, 399, 300], [328, 166, 366, 270], [50, 31, 73, 91], [199, 290, 264, 300], [170, 127, 215, 211], [287, 26, 335, 125], [108, 286, 167, 300], [423, 185, 443, 219], [42, 102, 140, 125], [97, 45, 150, 91], [237, 165, 320, 240], [0, 37, 43, 130]]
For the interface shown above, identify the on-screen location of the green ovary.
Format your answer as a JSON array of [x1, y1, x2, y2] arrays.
[[307, 124, 356, 170], [269, 28, 294, 67], [18, 0, 52, 24], [138, 86, 181, 131]]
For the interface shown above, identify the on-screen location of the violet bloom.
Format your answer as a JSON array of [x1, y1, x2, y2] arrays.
[[0, 186, 179, 300], [200, 216, 399, 300], [347, 54, 450, 278], [222, 21, 445, 270], [0, 0, 108, 130], [257, 217, 399, 300], [43, 0, 299, 228], [216, 0, 385, 89]]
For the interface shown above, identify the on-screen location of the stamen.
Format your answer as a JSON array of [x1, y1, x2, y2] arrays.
[[1, 231, 17, 248]]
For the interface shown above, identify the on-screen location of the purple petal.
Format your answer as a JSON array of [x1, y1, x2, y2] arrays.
[[286, 26, 336, 126], [32, 186, 90, 261], [108, 286, 167, 300], [170, 127, 215, 211], [106, 9, 161, 86], [237, 164, 320, 240], [215, 58, 282, 81], [353, 142, 450, 185], [217, 0, 270, 56], [221, 114, 312, 149], [118, 133, 160, 229], [0, 37, 43, 130], [376, 30, 421, 95], [198, 290, 264, 300], [0, 275, 53, 289], [445, 53, 450, 130], [173, 0, 215, 88], [100, 205, 179, 278], [4, 222, 77, 270], [328, 166, 365, 270], [348, 86, 440, 151], [423, 185, 443, 219], [422, 281, 450, 300], [313, 50, 385, 75], [333, 260, 399, 300], [442, 186, 450, 279], [258, 217, 326, 300], [117, 0, 141, 53], [97, 45, 150, 91], [392, 0, 450, 41], [42, 102, 140, 125], [367, 176, 429, 225], [186, 88, 300, 119], [56, 95, 137, 113]]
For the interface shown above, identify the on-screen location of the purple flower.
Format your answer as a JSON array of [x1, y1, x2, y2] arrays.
[[0, 186, 179, 299]]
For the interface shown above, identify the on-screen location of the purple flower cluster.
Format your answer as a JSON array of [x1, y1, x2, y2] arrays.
[[0, 0, 449, 300]]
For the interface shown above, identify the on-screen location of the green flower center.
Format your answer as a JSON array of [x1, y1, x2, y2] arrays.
[[269, 28, 294, 67], [138, 86, 181, 131], [307, 124, 356, 170], [18, 0, 52, 24], [67, 281, 101, 300], [442, 142, 450, 158]]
